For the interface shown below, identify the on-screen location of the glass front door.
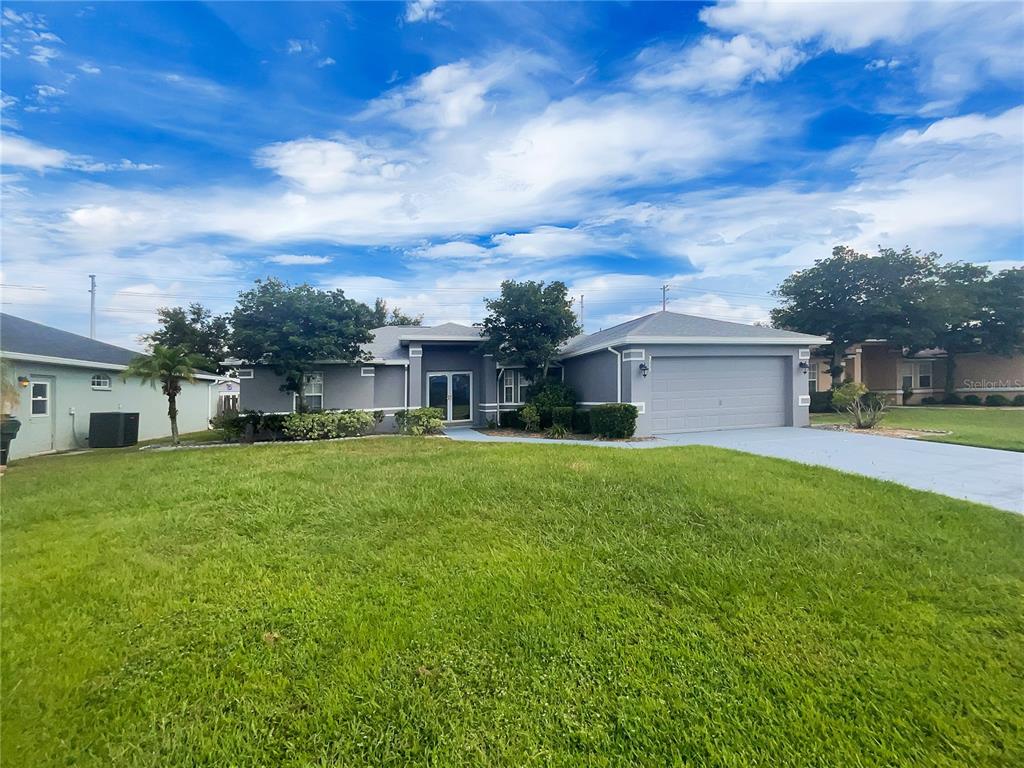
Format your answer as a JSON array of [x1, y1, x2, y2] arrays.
[[450, 373, 471, 421], [426, 372, 472, 421]]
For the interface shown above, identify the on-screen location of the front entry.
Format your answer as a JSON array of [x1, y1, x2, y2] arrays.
[[427, 372, 472, 422], [23, 375, 57, 455]]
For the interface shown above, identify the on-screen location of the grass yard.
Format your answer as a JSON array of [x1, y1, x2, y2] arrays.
[[3, 439, 1023, 766], [812, 405, 1024, 452]]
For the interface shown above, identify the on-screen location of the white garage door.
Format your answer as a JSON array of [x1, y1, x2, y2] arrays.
[[650, 356, 788, 434]]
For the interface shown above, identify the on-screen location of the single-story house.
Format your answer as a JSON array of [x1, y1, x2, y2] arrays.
[[0, 313, 231, 459], [235, 310, 826, 436], [809, 342, 1024, 402]]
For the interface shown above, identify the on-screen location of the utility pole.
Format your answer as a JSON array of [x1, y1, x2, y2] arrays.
[[88, 274, 97, 339], [579, 294, 584, 328], [661, 283, 669, 311]]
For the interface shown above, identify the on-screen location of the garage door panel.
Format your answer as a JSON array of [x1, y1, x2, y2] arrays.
[[650, 356, 787, 434]]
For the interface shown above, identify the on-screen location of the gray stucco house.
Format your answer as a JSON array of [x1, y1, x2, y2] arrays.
[[236, 311, 826, 437], [1, 313, 230, 459]]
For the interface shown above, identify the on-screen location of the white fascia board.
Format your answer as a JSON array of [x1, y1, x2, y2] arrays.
[[399, 335, 487, 343], [1, 350, 129, 371], [1, 350, 225, 381], [557, 334, 830, 359]]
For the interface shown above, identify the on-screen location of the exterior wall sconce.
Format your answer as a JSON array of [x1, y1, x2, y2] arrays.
[[17, 376, 30, 388], [798, 361, 809, 372], [638, 362, 649, 377]]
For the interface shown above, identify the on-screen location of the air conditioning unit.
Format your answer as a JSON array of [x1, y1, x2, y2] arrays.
[[89, 412, 140, 448]]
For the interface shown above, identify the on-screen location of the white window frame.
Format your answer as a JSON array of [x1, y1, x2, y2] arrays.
[[917, 360, 933, 389], [30, 380, 50, 417], [808, 363, 818, 394], [90, 373, 111, 390], [361, 366, 375, 377], [899, 360, 935, 391], [501, 370, 515, 404], [236, 369, 254, 379], [293, 371, 324, 412]]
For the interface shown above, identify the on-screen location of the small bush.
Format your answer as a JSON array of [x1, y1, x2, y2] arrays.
[[525, 379, 577, 427], [590, 403, 638, 439], [520, 404, 541, 432], [486, 419, 497, 429], [809, 391, 833, 413], [210, 412, 246, 440], [902, 387, 914, 406], [831, 382, 885, 429], [1013, 395, 1024, 407], [545, 423, 570, 439], [394, 407, 445, 436], [334, 410, 377, 437], [962, 394, 982, 406], [944, 393, 963, 405], [551, 406, 574, 428], [921, 396, 938, 405], [572, 409, 591, 434], [984, 394, 1010, 407]]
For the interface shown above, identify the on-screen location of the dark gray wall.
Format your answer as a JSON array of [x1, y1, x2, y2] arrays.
[[239, 367, 294, 412], [240, 364, 392, 412], [562, 349, 618, 403]]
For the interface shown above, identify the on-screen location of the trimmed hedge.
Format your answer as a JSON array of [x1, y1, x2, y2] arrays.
[[809, 390, 833, 413], [551, 406, 574, 428], [572, 409, 591, 434], [210, 410, 289, 442], [499, 409, 522, 429], [590, 403, 638, 439], [984, 394, 1010, 407], [944, 394, 963, 405], [962, 394, 982, 406], [1014, 395, 1024, 407], [282, 410, 377, 440], [394, 407, 445, 435], [921, 396, 938, 405]]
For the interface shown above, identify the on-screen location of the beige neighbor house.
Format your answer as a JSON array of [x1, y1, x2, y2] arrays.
[[809, 343, 1024, 403]]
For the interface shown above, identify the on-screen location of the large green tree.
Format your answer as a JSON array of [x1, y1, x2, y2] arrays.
[[917, 264, 1024, 395], [230, 278, 374, 410], [370, 298, 422, 327], [771, 246, 938, 383], [124, 345, 207, 445], [479, 280, 580, 378], [142, 303, 230, 374]]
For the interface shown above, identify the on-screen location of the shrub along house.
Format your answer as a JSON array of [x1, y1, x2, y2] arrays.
[[808, 343, 1024, 403], [0, 313, 229, 459], [234, 311, 826, 437]]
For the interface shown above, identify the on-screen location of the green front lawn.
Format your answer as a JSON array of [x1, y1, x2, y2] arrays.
[[812, 405, 1024, 451], [3, 440, 1022, 766]]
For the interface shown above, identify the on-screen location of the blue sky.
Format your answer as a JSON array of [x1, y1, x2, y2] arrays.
[[1, 1, 1022, 348]]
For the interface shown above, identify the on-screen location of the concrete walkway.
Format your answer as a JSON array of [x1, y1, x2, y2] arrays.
[[446, 426, 1024, 514]]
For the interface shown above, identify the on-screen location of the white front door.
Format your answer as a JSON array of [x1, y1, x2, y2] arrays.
[[24, 376, 57, 455], [426, 372, 472, 422]]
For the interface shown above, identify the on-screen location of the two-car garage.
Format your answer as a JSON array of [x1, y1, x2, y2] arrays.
[[648, 356, 789, 434]]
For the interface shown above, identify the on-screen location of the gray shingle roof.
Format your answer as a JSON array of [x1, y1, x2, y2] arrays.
[[364, 323, 484, 362], [1, 312, 139, 367], [558, 310, 826, 357]]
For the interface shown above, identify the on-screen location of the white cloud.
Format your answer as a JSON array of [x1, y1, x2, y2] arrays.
[[33, 84, 65, 99], [405, 0, 441, 24], [286, 39, 317, 55], [265, 254, 333, 265], [78, 62, 101, 75], [317, 57, 336, 68], [891, 106, 1023, 146], [866, 58, 901, 71], [1, 134, 70, 170], [635, 34, 805, 93], [0, 90, 18, 110], [28, 44, 59, 64], [254, 136, 409, 193], [411, 241, 490, 260]]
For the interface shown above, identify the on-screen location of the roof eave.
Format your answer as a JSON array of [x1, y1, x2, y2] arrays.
[[557, 334, 830, 360]]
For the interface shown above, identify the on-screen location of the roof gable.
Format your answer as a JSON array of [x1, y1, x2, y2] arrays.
[[0, 313, 140, 367]]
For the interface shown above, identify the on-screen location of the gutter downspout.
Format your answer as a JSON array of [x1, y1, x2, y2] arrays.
[[607, 347, 621, 403], [404, 365, 409, 408]]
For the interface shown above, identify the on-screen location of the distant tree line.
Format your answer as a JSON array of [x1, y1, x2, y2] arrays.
[[771, 246, 1024, 395]]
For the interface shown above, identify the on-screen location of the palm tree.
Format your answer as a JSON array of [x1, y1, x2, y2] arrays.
[[124, 345, 206, 445]]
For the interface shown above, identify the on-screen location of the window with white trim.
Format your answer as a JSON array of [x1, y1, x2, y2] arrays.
[[30, 381, 49, 416], [500, 369, 534, 404], [808, 363, 818, 394], [900, 363, 914, 391], [917, 361, 933, 389], [90, 373, 111, 390], [236, 369, 254, 379], [294, 372, 324, 411], [361, 367, 375, 377]]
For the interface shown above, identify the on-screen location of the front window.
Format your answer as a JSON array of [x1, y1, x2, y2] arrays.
[[808, 363, 818, 394], [918, 361, 933, 389], [502, 370, 515, 404], [295, 372, 324, 411], [30, 381, 49, 416], [90, 373, 111, 390], [900, 363, 914, 391]]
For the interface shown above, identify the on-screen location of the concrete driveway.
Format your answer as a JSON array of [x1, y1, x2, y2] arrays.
[[447, 426, 1024, 513]]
